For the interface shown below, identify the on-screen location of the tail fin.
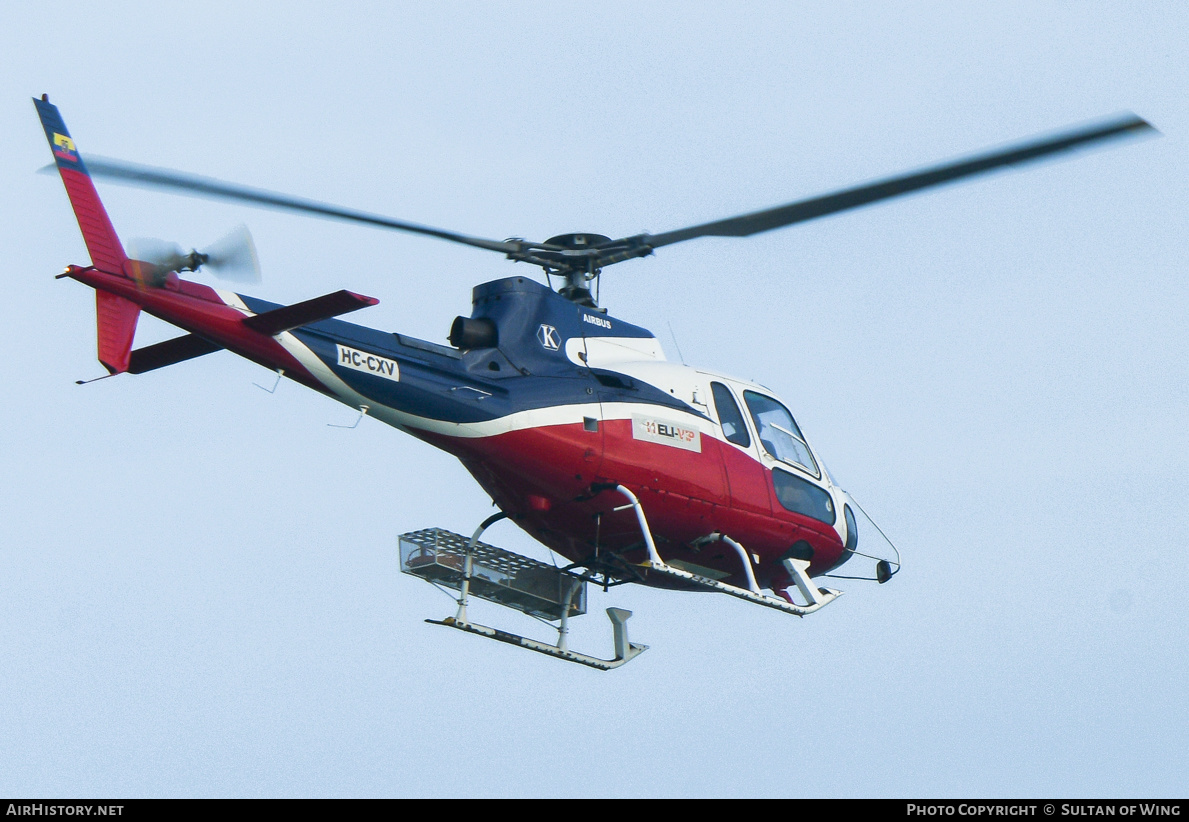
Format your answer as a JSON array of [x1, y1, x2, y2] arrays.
[[35, 97, 129, 274], [93, 291, 139, 374], [35, 96, 139, 373]]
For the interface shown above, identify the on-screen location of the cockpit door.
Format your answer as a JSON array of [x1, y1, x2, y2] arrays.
[[707, 379, 771, 516]]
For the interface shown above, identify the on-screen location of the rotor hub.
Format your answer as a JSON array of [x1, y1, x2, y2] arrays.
[[534, 234, 611, 307], [533, 233, 611, 267]]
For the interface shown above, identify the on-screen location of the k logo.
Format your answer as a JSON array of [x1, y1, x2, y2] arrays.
[[537, 324, 560, 351]]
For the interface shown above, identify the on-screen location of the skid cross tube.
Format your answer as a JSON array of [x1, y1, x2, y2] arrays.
[[691, 531, 762, 594], [454, 512, 509, 624], [610, 485, 842, 617]]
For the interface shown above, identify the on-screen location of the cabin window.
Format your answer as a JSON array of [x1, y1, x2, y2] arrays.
[[711, 382, 750, 447], [773, 468, 835, 524], [742, 391, 819, 476]]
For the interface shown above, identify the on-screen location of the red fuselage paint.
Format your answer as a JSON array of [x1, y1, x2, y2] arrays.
[[420, 419, 845, 590]]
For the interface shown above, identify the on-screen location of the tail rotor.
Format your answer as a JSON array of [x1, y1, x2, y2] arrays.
[[126, 224, 261, 286], [200, 224, 261, 284]]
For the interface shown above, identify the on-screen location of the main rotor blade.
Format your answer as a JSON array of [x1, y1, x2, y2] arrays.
[[639, 114, 1156, 250], [80, 155, 544, 255]]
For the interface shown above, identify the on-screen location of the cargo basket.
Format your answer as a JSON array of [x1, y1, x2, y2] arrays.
[[399, 528, 586, 621]]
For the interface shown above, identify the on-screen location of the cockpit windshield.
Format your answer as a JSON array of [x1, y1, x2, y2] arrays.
[[742, 391, 818, 477]]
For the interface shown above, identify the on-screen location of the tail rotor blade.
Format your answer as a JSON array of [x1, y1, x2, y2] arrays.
[[201, 224, 262, 285]]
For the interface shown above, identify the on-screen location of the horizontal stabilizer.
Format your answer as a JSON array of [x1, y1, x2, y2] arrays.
[[242, 289, 378, 336], [128, 334, 223, 375]]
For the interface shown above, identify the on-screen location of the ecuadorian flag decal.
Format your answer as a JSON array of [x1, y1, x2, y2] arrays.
[[52, 133, 79, 163], [34, 98, 90, 175]]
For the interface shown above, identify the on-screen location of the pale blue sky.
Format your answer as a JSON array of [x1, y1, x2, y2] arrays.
[[1, 2, 1186, 797]]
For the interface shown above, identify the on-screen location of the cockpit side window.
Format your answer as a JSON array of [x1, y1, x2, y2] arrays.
[[742, 390, 819, 477], [711, 382, 750, 447]]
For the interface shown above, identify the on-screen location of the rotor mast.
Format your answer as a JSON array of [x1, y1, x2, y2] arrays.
[[534, 233, 612, 308]]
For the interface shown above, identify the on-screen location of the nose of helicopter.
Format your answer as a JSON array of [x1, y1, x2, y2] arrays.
[[838, 492, 901, 584]]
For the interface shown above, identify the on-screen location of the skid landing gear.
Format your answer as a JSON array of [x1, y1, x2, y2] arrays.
[[400, 517, 647, 671], [400, 486, 843, 668], [608, 485, 841, 617]]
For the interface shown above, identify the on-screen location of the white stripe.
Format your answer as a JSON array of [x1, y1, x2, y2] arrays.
[[273, 330, 736, 443], [215, 289, 253, 314], [212, 290, 737, 445]]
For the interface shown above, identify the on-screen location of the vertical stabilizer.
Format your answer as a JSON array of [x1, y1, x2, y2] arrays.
[[34, 97, 128, 274], [95, 291, 139, 374], [36, 96, 139, 373]]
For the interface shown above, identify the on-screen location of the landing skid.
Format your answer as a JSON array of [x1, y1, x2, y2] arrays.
[[399, 486, 842, 670], [427, 608, 646, 671], [642, 561, 839, 616]]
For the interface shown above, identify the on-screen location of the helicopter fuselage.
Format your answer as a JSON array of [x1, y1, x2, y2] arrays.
[[65, 265, 853, 595]]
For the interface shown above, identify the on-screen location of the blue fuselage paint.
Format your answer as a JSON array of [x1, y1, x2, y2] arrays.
[[240, 277, 695, 426]]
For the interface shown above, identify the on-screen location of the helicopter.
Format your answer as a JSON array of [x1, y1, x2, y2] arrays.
[[34, 95, 1154, 669]]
